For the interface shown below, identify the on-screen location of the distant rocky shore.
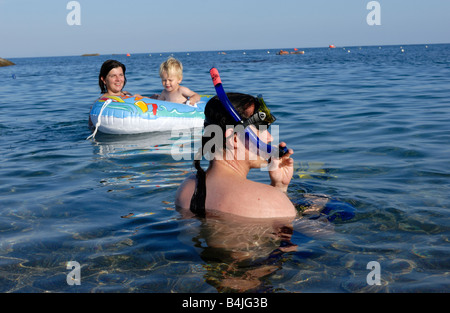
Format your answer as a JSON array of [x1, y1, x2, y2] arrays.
[[0, 57, 15, 67]]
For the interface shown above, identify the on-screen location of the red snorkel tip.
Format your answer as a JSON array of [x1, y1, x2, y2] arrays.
[[210, 68, 222, 86]]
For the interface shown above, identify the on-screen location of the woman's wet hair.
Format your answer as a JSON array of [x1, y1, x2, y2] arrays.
[[98, 60, 127, 94], [190, 93, 258, 217]]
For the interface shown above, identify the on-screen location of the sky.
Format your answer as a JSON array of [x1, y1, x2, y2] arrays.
[[1, 0, 450, 58]]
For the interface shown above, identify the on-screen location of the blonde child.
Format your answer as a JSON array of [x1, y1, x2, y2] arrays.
[[156, 57, 200, 105]]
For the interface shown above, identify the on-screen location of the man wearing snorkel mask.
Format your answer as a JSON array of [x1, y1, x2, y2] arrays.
[[175, 91, 296, 220]]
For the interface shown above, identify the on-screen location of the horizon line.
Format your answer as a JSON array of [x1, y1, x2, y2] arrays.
[[3, 42, 449, 60]]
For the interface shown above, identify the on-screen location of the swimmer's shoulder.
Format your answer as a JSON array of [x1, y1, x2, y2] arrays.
[[175, 174, 196, 209], [210, 179, 296, 218]]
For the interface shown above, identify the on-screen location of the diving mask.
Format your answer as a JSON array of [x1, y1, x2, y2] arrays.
[[242, 95, 276, 128]]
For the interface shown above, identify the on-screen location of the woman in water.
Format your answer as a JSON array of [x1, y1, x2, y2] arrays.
[[89, 60, 136, 131], [98, 59, 132, 97], [175, 93, 297, 220]]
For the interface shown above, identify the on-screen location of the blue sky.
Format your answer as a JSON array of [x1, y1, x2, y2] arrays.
[[1, 0, 449, 58]]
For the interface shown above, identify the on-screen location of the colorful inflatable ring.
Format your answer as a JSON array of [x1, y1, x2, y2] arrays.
[[89, 95, 209, 134]]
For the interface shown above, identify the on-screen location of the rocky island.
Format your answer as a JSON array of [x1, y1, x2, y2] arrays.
[[0, 57, 15, 67]]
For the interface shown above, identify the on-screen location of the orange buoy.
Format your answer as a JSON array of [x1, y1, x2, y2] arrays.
[[126, 53, 131, 57], [329, 45, 336, 49]]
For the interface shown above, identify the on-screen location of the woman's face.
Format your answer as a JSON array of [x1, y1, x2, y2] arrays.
[[102, 67, 125, 95]]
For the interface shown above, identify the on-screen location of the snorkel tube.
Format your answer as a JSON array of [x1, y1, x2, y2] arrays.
[[210, 68, 288, 158]]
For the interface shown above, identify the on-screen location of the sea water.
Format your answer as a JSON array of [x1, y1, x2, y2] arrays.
[[1, 44, 449, 292]]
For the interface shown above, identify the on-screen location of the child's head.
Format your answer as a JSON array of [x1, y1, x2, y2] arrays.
[[159, 57, 183, 80], [159, 57, 183, 92]]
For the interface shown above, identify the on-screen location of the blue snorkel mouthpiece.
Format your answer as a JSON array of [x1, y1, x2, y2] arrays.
[[209, 68, 289, 159]]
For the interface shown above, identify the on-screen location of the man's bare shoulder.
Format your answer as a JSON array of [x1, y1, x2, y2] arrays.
[[244, 179, 295, 207], [211, 178, 296, 218], [175, 172, 296, 219]]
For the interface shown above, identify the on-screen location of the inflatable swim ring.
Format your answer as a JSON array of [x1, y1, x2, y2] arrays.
[[89, 95, 209, 135]]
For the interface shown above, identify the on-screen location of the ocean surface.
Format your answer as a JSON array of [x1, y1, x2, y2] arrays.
[[1, 44, 449, 293]]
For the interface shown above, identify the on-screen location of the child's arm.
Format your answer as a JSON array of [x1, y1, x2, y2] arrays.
[[180, 86, 200, 105], [156, 91, 166, 101], [149, 93, 160, 99]]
